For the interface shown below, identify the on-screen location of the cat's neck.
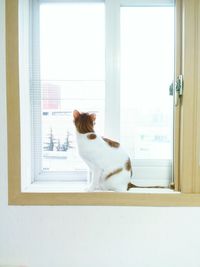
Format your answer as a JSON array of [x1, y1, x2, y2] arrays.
[[76, 130, 95, 136]]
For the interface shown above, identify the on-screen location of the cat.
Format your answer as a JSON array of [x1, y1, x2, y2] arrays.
[[73, 110, 171, 192], [73, 109, 135, 192]]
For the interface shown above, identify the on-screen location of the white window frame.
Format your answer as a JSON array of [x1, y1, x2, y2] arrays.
[[19, 0, 175, 192]]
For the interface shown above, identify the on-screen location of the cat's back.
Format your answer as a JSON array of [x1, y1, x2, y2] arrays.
[[76, 132, 128, 168]]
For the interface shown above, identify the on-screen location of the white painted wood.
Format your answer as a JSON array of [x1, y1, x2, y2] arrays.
[[18, 0, 32, 191], [105, 0, 120, 140], [120, 0, 174, 7], [0, 266, 27, 267], [40, 0, 103, 3]]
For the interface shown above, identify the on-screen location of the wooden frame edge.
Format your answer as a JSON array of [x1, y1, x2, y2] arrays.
[[179, 0, 200, 193], [7, 192, 200, 206], [174, 0, 182, 192], [6, 0, 22, 205], [6, 0, 200, 206]]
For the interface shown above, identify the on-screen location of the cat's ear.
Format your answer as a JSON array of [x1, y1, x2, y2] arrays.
[[73, 110, 80, 120], [90, 113, 96, 121]]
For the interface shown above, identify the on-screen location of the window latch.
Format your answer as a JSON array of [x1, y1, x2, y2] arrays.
[[169, 75, 184, 106]]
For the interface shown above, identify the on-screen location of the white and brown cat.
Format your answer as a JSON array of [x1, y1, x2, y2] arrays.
[[73, 110, 167, 192]]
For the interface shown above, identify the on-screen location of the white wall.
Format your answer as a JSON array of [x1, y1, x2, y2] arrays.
[[1, 1, 200, 267]]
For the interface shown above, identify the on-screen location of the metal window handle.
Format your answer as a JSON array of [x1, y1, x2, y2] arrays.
[[169, 75, 183, 106]]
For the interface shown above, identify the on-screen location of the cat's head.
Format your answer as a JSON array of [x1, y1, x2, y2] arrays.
[[73, 110, 96, 134]]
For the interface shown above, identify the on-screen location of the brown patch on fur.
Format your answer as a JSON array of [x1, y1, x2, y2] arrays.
[[105, 168, 123, 180], [127, 182, 136, 190], [125, 158, 133, 177], [102, 137, 120, 148], [125, 158, 132, 171], [87, 133, 97, 140], [169, 183, 175, 189], [73, 112, 95, 134]]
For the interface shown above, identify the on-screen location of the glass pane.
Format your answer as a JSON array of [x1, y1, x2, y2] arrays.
[[39, 3, 105, 174], [120, 6, 174, 162]]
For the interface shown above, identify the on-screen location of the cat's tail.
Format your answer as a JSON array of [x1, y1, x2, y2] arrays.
[[127, 182, 175, 190], [126, 158, 173, 190]]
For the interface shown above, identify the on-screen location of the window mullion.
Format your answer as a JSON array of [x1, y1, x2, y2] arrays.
[[105, 0, 120, 140]]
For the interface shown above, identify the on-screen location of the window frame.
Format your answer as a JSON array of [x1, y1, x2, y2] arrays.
[[23, 0, 174, 187], [6, 0, 200, 206]]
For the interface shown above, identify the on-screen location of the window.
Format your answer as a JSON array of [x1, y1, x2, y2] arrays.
[[32, 1, 105, 182], [6, 0, 200, 205], [120, 5, 174, 187], [20, 0, 175, 190]]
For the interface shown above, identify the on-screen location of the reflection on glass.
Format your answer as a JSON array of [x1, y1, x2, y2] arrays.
[[120, 7, 174, 161]]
